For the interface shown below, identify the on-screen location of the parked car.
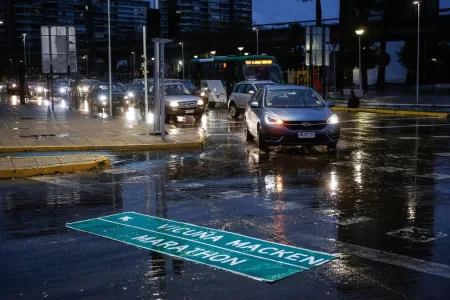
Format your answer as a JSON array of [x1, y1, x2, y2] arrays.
[[77, 79, 99, 98], [90, 82, 132, 113], [244, 85, 340, 152], [167, 79, 208, 105], [124, 83, 144, 107], [139, 82, 204, 122], [52, 79, 71, 99], [0, 82, 6, 93], [228, 80, 276, 118], [6, 81, 19, 95], [29, 79, 48, 99]]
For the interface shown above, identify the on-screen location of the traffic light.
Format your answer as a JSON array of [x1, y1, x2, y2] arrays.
[[147, 8, 161, 38], [168, 9, 181, 39]]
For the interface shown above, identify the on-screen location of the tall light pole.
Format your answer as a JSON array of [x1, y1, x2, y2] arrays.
[[107, 0, 113, 116], [253, 27, 259, 55], [22, 34, 27, 65], [237, 47, 244, 55], [83, 55, 88, 77], [179, 42, 184, 79], [131, 52, 135, 79], [414, 1, 421, 105], [355, 29, 364, 91]]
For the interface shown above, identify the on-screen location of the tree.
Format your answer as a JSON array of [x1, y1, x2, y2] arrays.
[[298, 0, 322, 26]]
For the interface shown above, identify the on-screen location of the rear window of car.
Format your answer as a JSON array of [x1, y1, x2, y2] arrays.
[[236, 84, 246, 93]]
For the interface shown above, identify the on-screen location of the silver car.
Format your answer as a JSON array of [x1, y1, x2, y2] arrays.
[[244, 85, 340, 152], [228, 80, 275, 118], [141, 82, 205, 122]]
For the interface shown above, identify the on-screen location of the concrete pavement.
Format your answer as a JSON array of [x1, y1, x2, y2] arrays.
[[0, 97, 204, 153]]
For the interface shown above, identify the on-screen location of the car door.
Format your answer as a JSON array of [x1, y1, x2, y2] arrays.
[[243, 84, 256, 108], [236, 84, 248, 108], [247, 89, 262, 136]]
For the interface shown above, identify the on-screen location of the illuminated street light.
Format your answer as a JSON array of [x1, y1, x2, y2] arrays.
[[244, 52, 249, 56], [210, 50, 216, 55], [355, 29, 364, 91], [194, 55, 198, 58], [413, 0, 421, 105], [237, 47, 244, 55]]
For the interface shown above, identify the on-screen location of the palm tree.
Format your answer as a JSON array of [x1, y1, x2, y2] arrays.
[[299, 0, 322, 26]]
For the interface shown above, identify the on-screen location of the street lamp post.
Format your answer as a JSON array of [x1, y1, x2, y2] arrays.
[[253, 27, 259, 55], [179, 42, 184, 79], [131, 52, 135, 79], [414, 1, 421, 105], [22, 34, 27, 65], [107, 0, 113, 116], [237, 47, 244, 55], [83, 55, 88, 77], [355, 29, 364, 91]]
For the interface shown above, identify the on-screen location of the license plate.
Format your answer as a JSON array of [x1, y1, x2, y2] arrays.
[[298, 132, 315, 138], [185, 109, 194, 114]]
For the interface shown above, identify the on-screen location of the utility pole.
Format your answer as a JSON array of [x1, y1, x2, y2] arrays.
[[107, 0, 113, 116], [414, 1, 421, 105], [143, 28, 148, 123]]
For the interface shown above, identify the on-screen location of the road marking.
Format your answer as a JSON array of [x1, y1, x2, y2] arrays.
[[398, 137, 421, 140], [67, 212, 337, 282]]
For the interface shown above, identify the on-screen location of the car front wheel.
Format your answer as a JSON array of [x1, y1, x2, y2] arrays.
[[229, 103, 239, 118], [244, 121, 254, 142], [257, 126, 269, 151]]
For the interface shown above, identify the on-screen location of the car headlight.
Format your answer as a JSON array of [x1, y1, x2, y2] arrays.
[[59, 87, 66, 93], [102, 101, 107, 106], [169, 101, 179, 107], [127, 92, 134, 98], [82, 86, 89, 92], [327, 114, 339, 124], [126, 100, 129, 104], [197, 99, 204, 106], [200, 92, 206, 97], [36, 87, 43, 92], [12, 84, 17, 88], [124, 95, 129, 100], [265, 115, 284, 125], [99, 95, 107, 101]]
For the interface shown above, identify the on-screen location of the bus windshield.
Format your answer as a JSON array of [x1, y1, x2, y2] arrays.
[[243, 65, 282, 83]]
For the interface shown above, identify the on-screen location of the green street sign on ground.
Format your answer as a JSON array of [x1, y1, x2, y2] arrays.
[[66, 212, 337, 282]]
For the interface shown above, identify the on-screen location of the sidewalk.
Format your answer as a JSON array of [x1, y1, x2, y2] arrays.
[[0, 99, 203, 153], [0, 155, 110, 179]]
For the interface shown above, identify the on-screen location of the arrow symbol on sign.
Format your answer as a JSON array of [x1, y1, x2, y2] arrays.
[[119, 216, 133, 222]]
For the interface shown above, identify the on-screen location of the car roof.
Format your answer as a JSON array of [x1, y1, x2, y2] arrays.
[[236, 80, 275, 85], [265, 85, 312, 91]]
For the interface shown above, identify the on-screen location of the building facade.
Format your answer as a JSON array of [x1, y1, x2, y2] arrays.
[[0, 0, 150, 77], [159, 0, 252, 37]]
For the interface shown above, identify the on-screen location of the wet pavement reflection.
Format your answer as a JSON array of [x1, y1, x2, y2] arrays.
[[2, 103, 450, 298]]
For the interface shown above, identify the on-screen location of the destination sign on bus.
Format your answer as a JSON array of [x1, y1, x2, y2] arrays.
[[245, 60, 273, 65]]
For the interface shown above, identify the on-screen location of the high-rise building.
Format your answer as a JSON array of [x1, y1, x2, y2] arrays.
[[0, 0, 151, 75], [159, 0, 252, 37]]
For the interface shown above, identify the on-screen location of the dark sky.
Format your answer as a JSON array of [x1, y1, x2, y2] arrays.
[[253, 0, 450, 24]]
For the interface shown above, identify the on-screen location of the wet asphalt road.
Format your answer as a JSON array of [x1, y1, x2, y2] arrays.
[[2, 108, 450, 299]]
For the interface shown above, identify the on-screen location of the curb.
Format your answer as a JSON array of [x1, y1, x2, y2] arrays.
[[0, 141, 203, 153], [331, 107, 449, 118], [0, 156, 111, 179]]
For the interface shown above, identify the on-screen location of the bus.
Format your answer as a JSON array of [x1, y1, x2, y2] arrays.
[[189, 55, 284, 96]]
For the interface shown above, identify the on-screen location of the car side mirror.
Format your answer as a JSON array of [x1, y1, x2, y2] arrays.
[[248, 90, 255, 94], [249, 101, 259, 108], [326, 101, 335, 107]]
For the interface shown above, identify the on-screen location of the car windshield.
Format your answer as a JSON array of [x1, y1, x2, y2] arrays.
[[126, 84, 144, 91], [243, 65, 282, 83], [98, 84, 125, 92], [265, 89, 325, 108], [254, 82, 276, 90], [164, 84, 190, 95], [55, 79, 69, 85], [181, 81, 197, 91]]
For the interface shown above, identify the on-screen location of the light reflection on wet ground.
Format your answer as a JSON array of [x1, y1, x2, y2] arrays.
[[2, 107, 450, 299]]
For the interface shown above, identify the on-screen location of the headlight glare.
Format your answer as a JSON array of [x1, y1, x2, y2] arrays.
[[197, 99, 204, 106], [265, 114, 284, 125], [327, 114, 339, 124], [200, 92, 206, 97], [82, 86, 89, 92], [99, 95, 107, 101], [169, 101, 178, 107], [127, 92, 134, 98]]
